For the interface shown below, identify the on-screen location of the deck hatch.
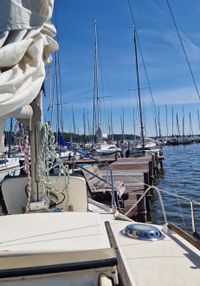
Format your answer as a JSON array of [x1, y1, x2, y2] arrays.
[[121, 223, 163, 241]]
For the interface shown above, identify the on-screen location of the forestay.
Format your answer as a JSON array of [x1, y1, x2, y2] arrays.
[[0, 0, 58, 118]]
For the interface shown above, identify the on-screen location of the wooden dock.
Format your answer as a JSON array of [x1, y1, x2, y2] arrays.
[[64, 153, 164, 221], [100, 157, 156, 221]]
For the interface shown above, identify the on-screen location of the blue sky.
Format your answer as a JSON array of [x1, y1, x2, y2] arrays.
[[44, 0, 200, 137]]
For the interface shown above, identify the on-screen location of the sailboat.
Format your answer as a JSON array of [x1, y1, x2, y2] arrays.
[[0, 1, 200, 285], [0, 120, 20, 183], [90, 21, 121, 157], [128, 28, 160, 156]]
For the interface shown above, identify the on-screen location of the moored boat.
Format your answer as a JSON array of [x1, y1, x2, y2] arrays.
[[0, 1, 200, 286]]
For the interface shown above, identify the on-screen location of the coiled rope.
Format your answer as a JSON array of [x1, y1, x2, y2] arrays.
[[37, 123, 69, 209]]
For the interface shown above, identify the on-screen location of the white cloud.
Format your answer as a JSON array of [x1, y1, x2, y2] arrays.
[[61, 85, 200, 111], [145, 86, 200, 105]]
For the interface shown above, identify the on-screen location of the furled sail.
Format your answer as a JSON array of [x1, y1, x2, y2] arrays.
[[0, 0, 58, 118]]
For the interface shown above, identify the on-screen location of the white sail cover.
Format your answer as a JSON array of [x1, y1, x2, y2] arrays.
[[0, 0, 58, 118]]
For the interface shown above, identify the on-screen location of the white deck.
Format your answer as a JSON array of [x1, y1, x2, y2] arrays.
[[109, 220, 200, 286], [0, 212, 110, 254], [0, 205, 199, 285]]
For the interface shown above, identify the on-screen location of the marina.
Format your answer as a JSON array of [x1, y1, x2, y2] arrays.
[[0, 1, 200, 286]]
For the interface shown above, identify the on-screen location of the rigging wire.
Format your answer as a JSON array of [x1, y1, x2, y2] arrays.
[[127, 0, 159, 124], [50, 3, 65, 132], [170, 177, 187, 231], [55, 6, 65, 133], [165, 0, 200, 100]]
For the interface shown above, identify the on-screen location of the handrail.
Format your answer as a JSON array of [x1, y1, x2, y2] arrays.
[[124, 185, 200, 236], [76, 164, 113, 188], [125, 185, 167, 223], [159, 189, 200, 206]]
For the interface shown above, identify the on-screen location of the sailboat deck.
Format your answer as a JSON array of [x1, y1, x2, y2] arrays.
[[0, 212, 111, 253], [107, 219, 200, 286]]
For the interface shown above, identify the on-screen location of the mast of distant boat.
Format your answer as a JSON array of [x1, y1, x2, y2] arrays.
[[83, 108, 86, 141], [182, 107, 185, 139], [158, 109, 162, 140], [189, 111, 193, 138], [92, 20, 100, 144], [165, 105, 169, 141], [197, 109, 200, 134], [133, 27, 145, 150], [132, 108, 136, 141], [176, 112, 181, 137], [172, 106, 174, 136], [120, 107, 125, 142]]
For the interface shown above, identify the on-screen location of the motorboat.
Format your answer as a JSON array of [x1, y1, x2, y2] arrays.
[[91, 142, 121, 156], [135, 137, 160, 150]]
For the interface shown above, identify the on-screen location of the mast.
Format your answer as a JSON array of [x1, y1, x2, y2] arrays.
[[108, 111, 113, 140], [182, 107, 185, 137], [155, 117, 158, 138], [189, 112, 193, 137], [165, 105, 169, 139], [133, 28, 145, 149], [197, 110, 200, 134], [83, 108, 86, 137], [132, 108, 136, 140], [30, 92, 43, 202], [8, 118, 13, 158], [158, 109, 162, 139], [72, 106, 76, 136], [120, 107, 125, 142], [176, 112, 181, 137], [172, 107, 174, 136], [110, 109, 114, 141], [87, 111, 91, 141], [92, 20, 100, 143], [108, 113, 110, 138]]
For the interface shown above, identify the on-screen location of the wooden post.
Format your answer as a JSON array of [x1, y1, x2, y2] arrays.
[[159, 155, 164, 173], [148, 160, 153, 185], [152, 153, 156, 177], [144, 171, 152, 222], [154, 152, 158, 177], [136, 172, 149, 222], [144, 172, 149, 189], [137, 194, 147, 223]]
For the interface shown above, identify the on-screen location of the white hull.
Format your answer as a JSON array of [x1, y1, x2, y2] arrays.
[[92, 143, 121, 157], [0, 158, 20, 183]]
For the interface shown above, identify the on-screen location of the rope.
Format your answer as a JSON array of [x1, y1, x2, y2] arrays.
[[37, 123, 69, 208], [19, 130, 31, 212]]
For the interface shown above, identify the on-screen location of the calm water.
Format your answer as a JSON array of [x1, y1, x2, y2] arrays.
[[151, 143, 200, 234]]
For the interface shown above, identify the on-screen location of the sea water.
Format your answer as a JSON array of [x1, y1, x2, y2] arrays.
[[151, 143, 200, 234]]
